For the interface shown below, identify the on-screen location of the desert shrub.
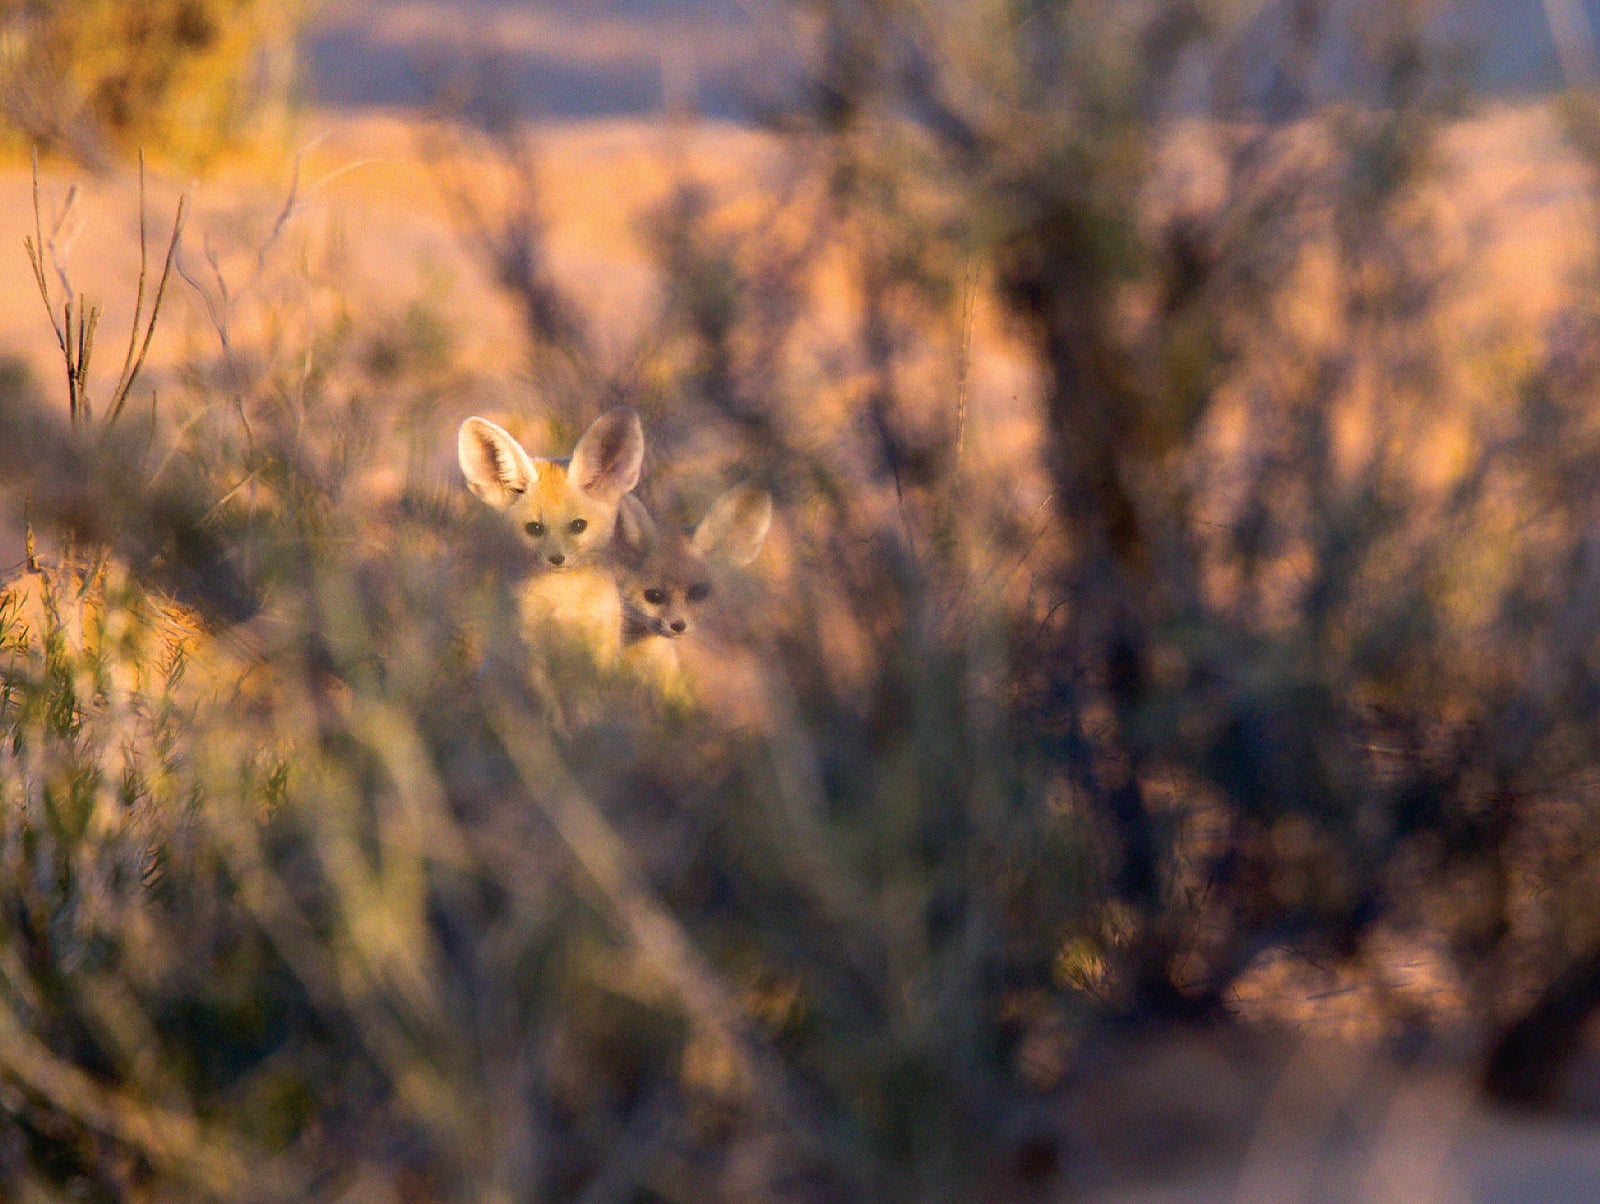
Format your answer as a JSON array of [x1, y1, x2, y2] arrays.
[[0, 0, 304, 167], [783, 0, 1600, 1088], [0, 141, 1098, 1198], [12, 1, 1600, 1199], [0, 383, 1091, 1198]]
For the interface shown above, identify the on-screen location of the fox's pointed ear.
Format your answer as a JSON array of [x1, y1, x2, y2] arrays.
[[569, 408, 644, 501], [459, 417, 537, 507], [614, 494, 657, 566], [693, 485, 772, 568]]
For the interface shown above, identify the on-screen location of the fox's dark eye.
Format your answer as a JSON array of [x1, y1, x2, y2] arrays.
[[524, 520, 546, 538], [568, 518, 588, 534], [643, 588, 668, 606], [686, 583, 712, 602]]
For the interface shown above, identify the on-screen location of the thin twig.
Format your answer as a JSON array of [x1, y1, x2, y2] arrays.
[[75, 295, 99, 425], [112, 150, 153, 401], [26, 152, 74, 412], [109, 169, 187, 425], [26, 150, 183, 429], [48, 184, 80, 302], [198, 469, 263, 525], [954, 253, 976, 464]]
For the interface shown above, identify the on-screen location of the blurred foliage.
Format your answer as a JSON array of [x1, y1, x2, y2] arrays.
[[0, 385, 1090, 1198], [0, 0, 305, 168], [779, 0, 1600, 1102], [8, 0, 1600, 1199], [0, 115, 1094, 1194]]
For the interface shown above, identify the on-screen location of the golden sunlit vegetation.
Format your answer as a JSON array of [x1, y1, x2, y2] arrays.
[[8, 2, 1600, 1200], [0, 0, 304, 168]]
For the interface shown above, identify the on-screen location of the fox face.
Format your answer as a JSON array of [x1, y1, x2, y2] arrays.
[[612, 485, 772, 645], [457, 409, 645, 572]]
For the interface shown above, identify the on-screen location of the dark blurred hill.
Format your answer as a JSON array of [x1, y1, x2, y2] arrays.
[[300, 0, 1600, 121], [301, 0, 775, 119]]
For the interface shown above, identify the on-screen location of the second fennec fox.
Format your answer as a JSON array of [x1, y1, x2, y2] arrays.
[[611, 485, 772, 692], [457, 408, 644, 659]]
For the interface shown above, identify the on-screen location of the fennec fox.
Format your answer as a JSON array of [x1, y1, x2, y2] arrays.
[[612, 485, 772, 692], [457, 409, 644, 659]]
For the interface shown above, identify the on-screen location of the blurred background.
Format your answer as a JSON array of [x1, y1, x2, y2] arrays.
[[300, 0, 1600, 116], [6, 0, 1600, 1200]]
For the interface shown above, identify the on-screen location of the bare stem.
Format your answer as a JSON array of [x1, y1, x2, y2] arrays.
[[109, 164, 187, 425]]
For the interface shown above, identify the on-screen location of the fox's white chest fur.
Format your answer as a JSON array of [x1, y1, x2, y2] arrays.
[[517, 567, 623, 664], [620, 634, 689, 701], [457, 409, 645, 671]]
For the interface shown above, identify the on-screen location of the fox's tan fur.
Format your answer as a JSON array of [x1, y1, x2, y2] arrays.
[[612, 485, 772, 696], [458, 410, 644, 664]]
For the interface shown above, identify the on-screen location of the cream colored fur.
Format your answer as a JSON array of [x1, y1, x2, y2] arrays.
[[457, 409, 644, 665], [612, 485, 772, 695]]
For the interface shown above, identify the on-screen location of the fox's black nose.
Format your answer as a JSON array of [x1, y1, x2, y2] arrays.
[[547, 552, 565, 567], [669, 619, 687, 633]]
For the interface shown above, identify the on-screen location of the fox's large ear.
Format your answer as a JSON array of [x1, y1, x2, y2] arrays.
[[693, 485, 772, 568], [568, 408, 644, 501], [613, 494, 657, 566], [459, 417, 537, 507]]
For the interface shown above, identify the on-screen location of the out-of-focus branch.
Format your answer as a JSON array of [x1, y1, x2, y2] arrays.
[[0, 400, 259, 626]]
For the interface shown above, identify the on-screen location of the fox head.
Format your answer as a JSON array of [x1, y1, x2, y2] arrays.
[[612, 485, 772, 643], [458, 409, 645, 573]]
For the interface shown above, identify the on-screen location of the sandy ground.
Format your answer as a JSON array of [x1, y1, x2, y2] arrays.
[[1089, 1104, 1600, 1204], [1047, 1025, 1600, 1202], [2, 99, 1589, 428], [0, 105, 1040, 567], [0, 111, 776, 401], [0, 111, 787, 567]]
